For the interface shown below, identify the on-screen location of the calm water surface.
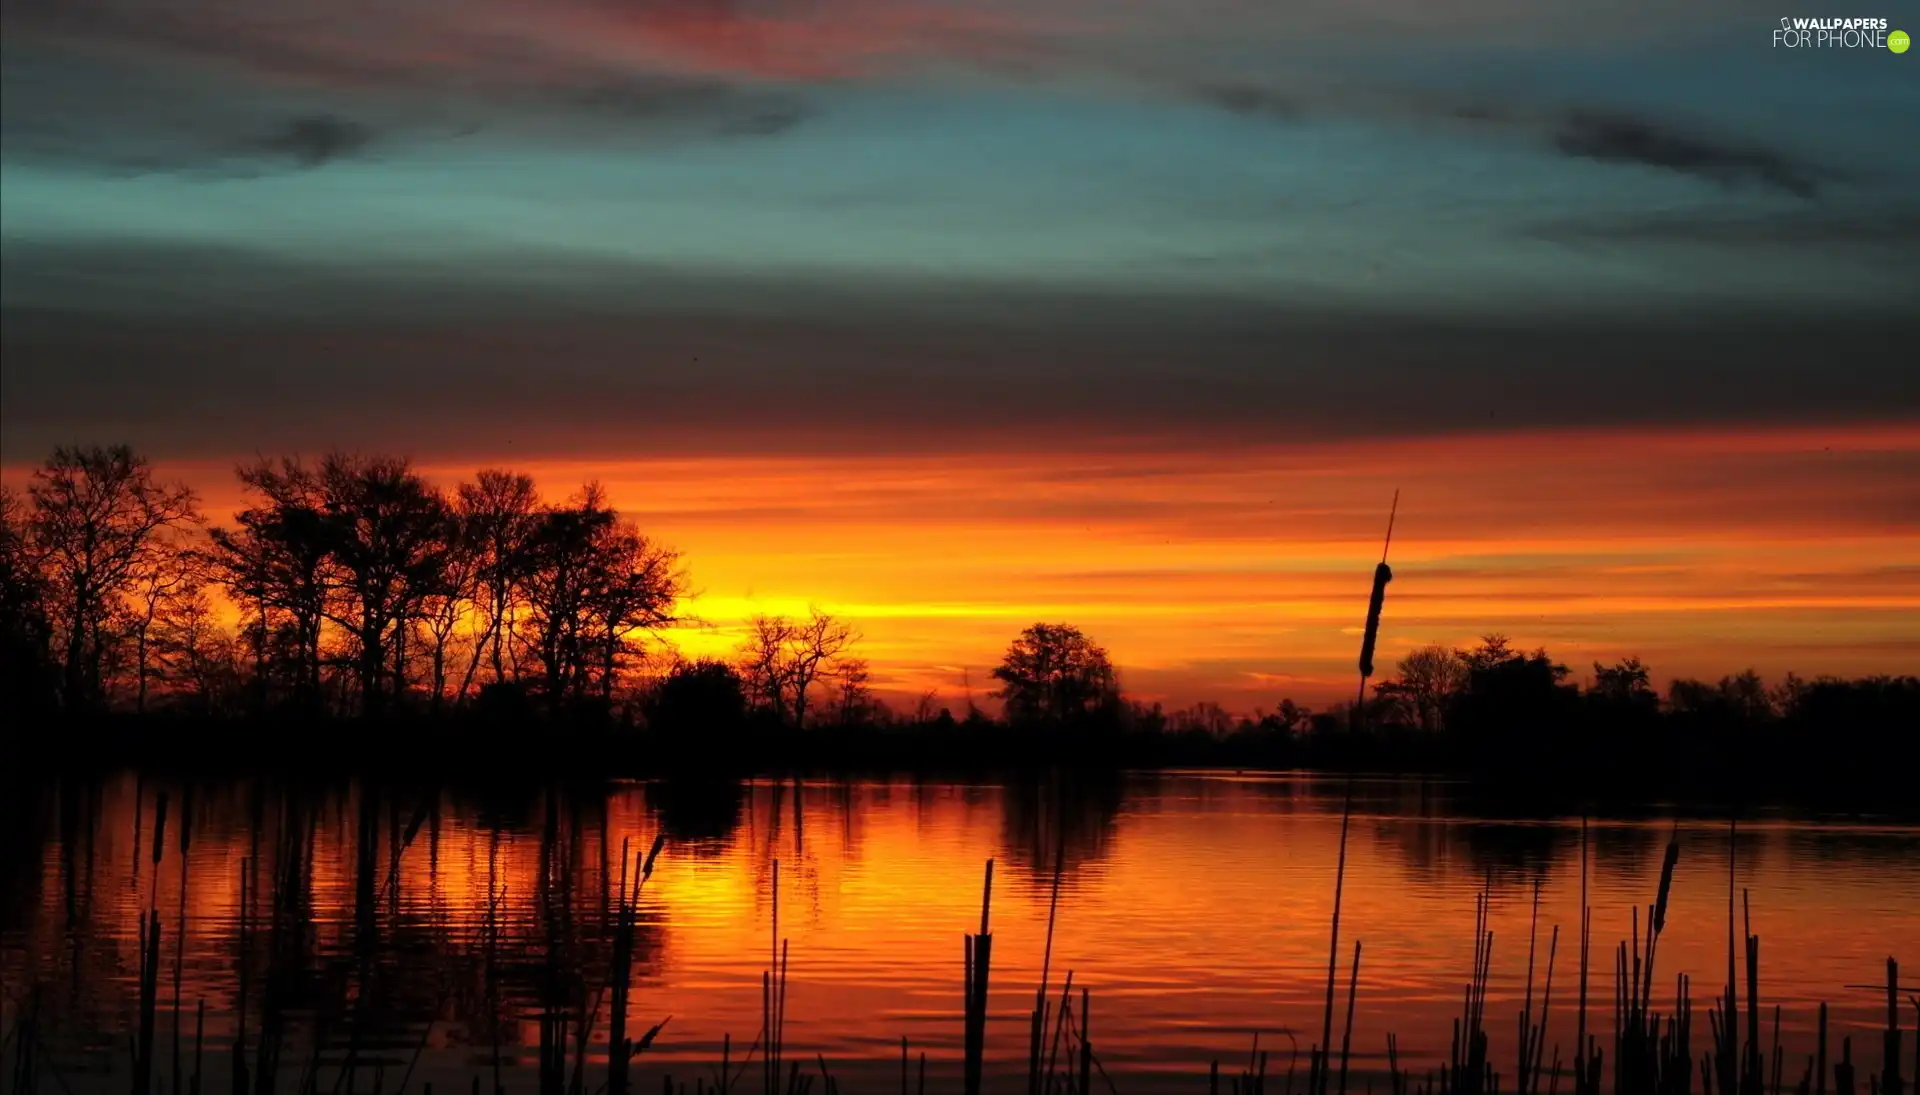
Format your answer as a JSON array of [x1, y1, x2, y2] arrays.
[[2, 772, 1914, 1093]]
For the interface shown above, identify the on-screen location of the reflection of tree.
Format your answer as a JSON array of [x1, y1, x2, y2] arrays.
[[1371, 815, 1452, 885], [1590, 824, 1662, 883], [997, 771, 1124, 879], [454, 783, 545, 836], [1370, 815, 1568, 889], [0, 778, 52, 938], [3, 777, 680, 1073], [648, 778, 746, 854], [1790, 825, 1920, 868], [1455, 821, 1565, 886]]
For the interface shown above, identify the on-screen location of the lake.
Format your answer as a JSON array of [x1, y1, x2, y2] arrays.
[[2, 772, 1914, 1093]]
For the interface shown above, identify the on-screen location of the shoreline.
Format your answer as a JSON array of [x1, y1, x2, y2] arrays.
[[9, 727, 1920, 820]]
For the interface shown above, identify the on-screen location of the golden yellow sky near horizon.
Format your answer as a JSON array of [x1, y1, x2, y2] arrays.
[[11, 420, 1915, 711]]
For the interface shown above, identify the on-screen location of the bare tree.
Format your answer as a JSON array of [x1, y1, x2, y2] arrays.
[[1171, 700, 1234, 737], [832, 657, 873, 726], [518, 484, 685, 714], [414, 518, 479, 714], [0, 487, 57, 714], [518, 486, 611, 712], [738, 608, 857, 728], [206, 458, 333, 712], [787, 608, 856, 729], [27, 446, 199, 711], [314, 454, 451, 719], [583, 521, 684, 704], [1376, 644, 1468, 732], [1274, 698, 1313, 733], [152, 586, 243, 714], [740, 614, 798, 723], [128, 539, 203, 713], [455, 469, 540, 700]]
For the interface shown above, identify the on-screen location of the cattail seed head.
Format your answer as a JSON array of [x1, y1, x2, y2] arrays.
[[1653, 837, 1680, 934], [642, 833, 667, 880]]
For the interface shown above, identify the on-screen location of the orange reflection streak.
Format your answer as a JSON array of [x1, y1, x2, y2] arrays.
[[20, 419, 1911, 709]]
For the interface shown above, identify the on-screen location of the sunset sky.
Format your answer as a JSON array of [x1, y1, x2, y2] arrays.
[[3, 0, 1916, 708]]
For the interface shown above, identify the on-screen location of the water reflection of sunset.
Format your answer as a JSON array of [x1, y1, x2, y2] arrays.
[[5, 774, 1914, 1092]]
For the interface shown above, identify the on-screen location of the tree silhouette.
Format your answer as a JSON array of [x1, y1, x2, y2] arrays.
[[1458, 632, 1515, 673], [736, 608, 857, 728], [990, 622, 1119, 728], [128, 544, 203, 713], [643, 658, 748, 737], [518, 484, 685, 715], [1588, 657, 1659, 722], [831, 657, 874, 726], [454, 469, 540, 698], [583, 515, 683, 704], [414, 511, 480, 714], [787, 608, 855, 729], [26, 445, 200, 711], [206, 457, 333, 712], [149, 584, 243, 715], [740, 614, 797, 723], [0, 488, 57, 717], [5, 441, 1913, 794], [314, 453, 452, 719], [1666, 668, 1774, 731], [1446, 634, 1578, 763], [1169, 700, 1235, 737], [1375, 644, 1467, 732]]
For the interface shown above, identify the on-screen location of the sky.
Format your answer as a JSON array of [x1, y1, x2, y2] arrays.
[[3, 0, 1917, 708]]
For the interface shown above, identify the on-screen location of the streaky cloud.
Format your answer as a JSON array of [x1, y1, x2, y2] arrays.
[[1551, 109, 1824, 199], [1527, 208, 1920, 250], [240, 114, 372, 167]]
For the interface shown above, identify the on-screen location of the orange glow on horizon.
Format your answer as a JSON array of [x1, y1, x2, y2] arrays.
[[7, 420, 1914, 710]]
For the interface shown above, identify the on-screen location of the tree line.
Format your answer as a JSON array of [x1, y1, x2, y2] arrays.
[[2, 445, 690, 722], [3, 444, 1912, 787], [0, 444, 1120, 735], [1130, 635, 1918, 791], [1359, 635, 1916, 751]]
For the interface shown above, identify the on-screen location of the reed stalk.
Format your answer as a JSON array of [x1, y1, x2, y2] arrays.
[[1813, 1005, 1828, 1095], [1338, 942, 1362, 1095], [1578, 817, 1601, 1095], [1881, 960, 1903, 1095], [1077, 987, 1091, 1095], [235, 860, 250, 1095], [1615, 832, 1686, 1095], [773, 860, 781, 1095], [1445, 878, 1495, 1095], [962, 859, 995, 1095], [44, 777, 1920, 1095], [133, 908, 161, 1095], [1030, 830, 1066, 1095], [191, 999, 205, 1095], [172, 789, 192, 1095], [7, 984, 39, 1095], [1045, 971, 1075, 1090], [611, 834, 668, 1095], [1313, 784, 1356, 1095]]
